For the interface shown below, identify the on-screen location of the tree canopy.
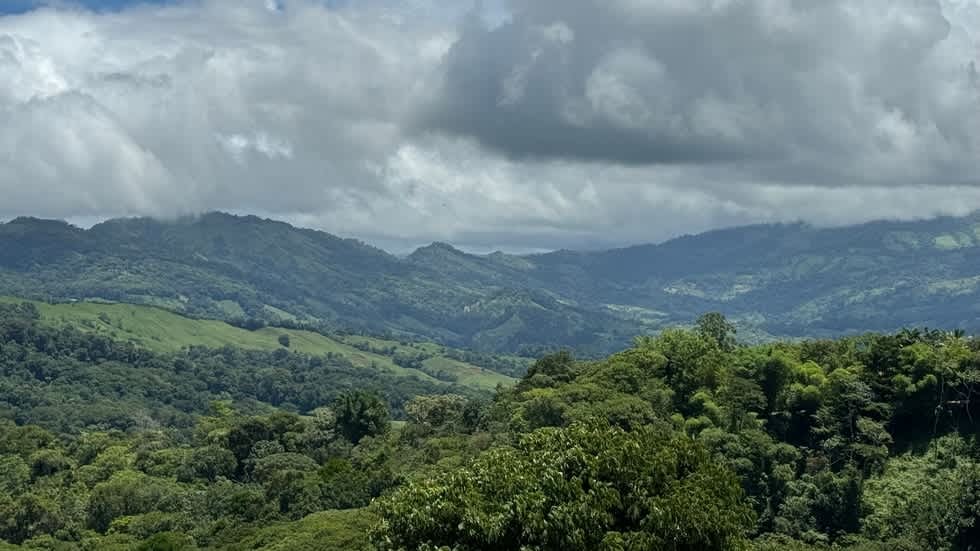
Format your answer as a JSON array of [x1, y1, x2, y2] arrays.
[[0, 306, 979, 550]]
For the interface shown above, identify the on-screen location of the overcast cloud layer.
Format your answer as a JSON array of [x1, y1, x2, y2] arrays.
[[1, 0, 979, 251]]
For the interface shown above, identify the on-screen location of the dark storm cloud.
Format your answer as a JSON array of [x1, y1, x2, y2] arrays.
[[418, 0, 980, 185]]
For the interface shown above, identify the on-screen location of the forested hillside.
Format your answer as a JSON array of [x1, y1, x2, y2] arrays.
[[0, 297, 521, 391], [5, 212, 980, 354], [1, 306, 978, 550], [0, 213, 637, 356], [0, 301, 511, 432]]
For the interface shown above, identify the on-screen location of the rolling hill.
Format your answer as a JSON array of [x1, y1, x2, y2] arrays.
[[0, 296, 517, 391], [4, 211, 980, 353]]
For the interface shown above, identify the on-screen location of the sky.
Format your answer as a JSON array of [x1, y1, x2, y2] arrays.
[[0, 0, 173, 15], [1, 0, 979, 252]]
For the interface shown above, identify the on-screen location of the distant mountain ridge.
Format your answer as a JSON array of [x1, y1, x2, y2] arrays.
[[3, 211, 980, 353]]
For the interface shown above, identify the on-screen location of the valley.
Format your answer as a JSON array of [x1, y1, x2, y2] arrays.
[[4, 212, 980, 357]]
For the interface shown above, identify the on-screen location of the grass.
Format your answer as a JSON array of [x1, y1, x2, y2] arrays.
[[0, 296, 515, 391], [421, 356, 512, 389], [338, 334, 517, 389]]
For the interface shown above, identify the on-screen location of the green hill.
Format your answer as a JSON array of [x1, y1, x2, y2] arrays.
[[0, 213, 636, 355], [0, 297, 516, 391], [5, 211, 980, 354]]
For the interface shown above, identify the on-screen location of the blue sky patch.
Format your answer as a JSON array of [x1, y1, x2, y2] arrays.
[[0, 0, 175, 16]]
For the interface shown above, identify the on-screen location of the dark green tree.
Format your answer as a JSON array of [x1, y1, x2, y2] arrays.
[[333, 391, 390, 445], [517, 350, 576, 391]]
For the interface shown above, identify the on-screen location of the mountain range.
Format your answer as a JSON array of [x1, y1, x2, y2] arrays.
[[3, 211, 980, 354]]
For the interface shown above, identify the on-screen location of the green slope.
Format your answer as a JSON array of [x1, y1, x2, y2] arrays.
[[340, 334, 521, 389], [0, 297, 515, 391], [0, 213, 637, 355], [8, 211, 980, 353]]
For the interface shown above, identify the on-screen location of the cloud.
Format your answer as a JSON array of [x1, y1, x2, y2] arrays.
[[326, 135, 980, 252], [418, 0, 980, 187], [0, 0, 438, 218], [217, 132, 293, 163], [1, 0, 980, 252]]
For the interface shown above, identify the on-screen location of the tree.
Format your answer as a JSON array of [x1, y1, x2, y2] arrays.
[[862, 435, 980, 551], [28, 449, 73, 479], [650, 328, 726, 411], [333, 391, 390, 445], [88, 471, 185, 532], [697, 312, 737, 352], [375, 422, 754, 551], [517, 350, 576, 391], [137, 531, 198, 551], [405, 394, 466, 429], [278, 334, 291, 348], [718, 375, 767, 432], [179, 445, 237, 482], [813, 369, 892, 473], [253, 453, 320, 517]]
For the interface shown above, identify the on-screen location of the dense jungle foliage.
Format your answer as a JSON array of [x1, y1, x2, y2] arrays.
[[0, 305, 978, 550]]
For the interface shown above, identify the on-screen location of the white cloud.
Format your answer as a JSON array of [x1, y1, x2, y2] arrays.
[[1, 0, 980, 252], [217, 132, 293, 163], [0, 0, 437, 220]]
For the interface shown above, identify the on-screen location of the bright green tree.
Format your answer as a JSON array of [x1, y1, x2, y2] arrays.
[[375, 422, 754, 551]]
